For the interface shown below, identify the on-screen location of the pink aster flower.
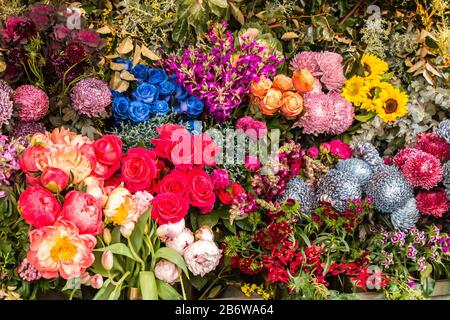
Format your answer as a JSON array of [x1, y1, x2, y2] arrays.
[[70, 78, 112, 117], [327, 92, 354, 135], [415, 132, 450, 162], [402, 152, 443, 189], [13, 85, 49, 122], [416, 189, 450, 218], [290, 52, 321, 76], [393, 148, 424, 169]]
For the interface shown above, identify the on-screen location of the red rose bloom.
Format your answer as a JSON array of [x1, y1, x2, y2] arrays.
[[121, 147, 157, 193], [151, 192, 189, 225], [157, 170, 190, 198], [18, 185, 61, 228], [61, 191, 103, 236], [93, 135, 123, 179], [416, 189, 450, 218], [188, 168, 216, 214], [151, 124, 190, 160]]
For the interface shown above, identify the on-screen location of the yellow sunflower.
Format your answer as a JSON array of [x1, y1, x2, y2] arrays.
[[359, 78, 381, 112], [361, 53, 389, 80], [374, 83, 409, 123], [342, 76, 369, 106]]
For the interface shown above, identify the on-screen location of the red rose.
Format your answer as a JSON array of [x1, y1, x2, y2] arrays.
[[151, 192, 189, 225], [157, 170, 189, 198], [217, 183, 246, 205], [93, 135, 122, 179], [61, 191, 103, 236], [121, 147, 157, 193], [40, 167, 69, 193], [151, 124, 190, 159], [18, 185, 61, 228], [188, 168, 216, 214]]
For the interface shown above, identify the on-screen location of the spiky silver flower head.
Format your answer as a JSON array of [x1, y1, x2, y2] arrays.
[[353, 141, 383, 169], [336, 158, 373, 186], [436, 120, 450, 145], [391, 197, 420, 231], [280, 177, 317, 215], [317, 169, 362, 211], [366, 165, 413, 213], [443, 161, 450, 191]]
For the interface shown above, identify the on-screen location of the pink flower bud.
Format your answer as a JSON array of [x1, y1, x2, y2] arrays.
[[307, 147, 319, 158], [320, 142, 331, 154], [245, 155, 261, 172], [80, 272, 91, 285], [154, 260, 180, 284], [91, 274, 103, 289], [101, 250, 113, 271], [40, 167, 69, 193], [120, 222, 134, 238]]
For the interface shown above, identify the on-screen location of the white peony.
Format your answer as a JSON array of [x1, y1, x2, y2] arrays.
[[154, 259, 180, 284], [195, 225, 214, 241], [183, 240, 222, 277], [165, 228, 194, 255], [157, 219, 186, 242]]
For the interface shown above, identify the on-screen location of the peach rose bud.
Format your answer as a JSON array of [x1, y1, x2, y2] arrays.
[[292, 69, 316, 94], [260, 88, 283, 116], [281, 91, 304, 120], [272, 74, 294, 92], [250, 76, 273, 98]]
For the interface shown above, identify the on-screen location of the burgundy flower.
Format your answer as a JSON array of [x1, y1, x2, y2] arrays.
[[416, 189, 449, 218], [65, 42, 86, 64], [415, 132, 450, 162], [1, 16, 36, 43]]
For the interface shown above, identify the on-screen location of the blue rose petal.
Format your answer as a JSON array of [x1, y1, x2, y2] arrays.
[[147, 68, 168, 85], [132, 83, 159, 104], [150, 100, 170, 116], [128, 101, 150, 123], [131, 64, 150, 82], [112, 96, 130, 121]]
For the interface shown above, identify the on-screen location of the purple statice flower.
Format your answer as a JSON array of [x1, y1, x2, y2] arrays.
[[0, 135, 25, 198], [18, 258, 41, 281], [163, 22, 283, 123], [406, 244, 418, 259], [417, 257, 426, 271]]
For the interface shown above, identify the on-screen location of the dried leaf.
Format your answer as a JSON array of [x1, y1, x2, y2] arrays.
[[132, 44, 142, 67], [97, 25, 112, 34], [229, 2, 244, 25], [110, 62, 126, 71], [334, 34, 352, 44], [292, 19, 299, 29], [141, 45, 160, 61], [407, 60, 425, 73], [116, 37, 134, 55], [422, 69, 434, 85], [110, 71, 130, 92], [120, 70, 137, 81], [0, 60, 6, 73], [104, 54, 120, 59], [425, 63, 441, 77], [281, 32, 299, 40]]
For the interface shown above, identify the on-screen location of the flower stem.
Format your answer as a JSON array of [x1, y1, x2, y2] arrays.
[[179, 269, 187, 300]]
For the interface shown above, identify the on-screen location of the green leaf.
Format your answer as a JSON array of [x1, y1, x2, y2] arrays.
[[139, 271, 158, 300], [209, 0, 228, 8], [93, 279, 114, 300], [111, 226, 121, 244], [222, 218, 236, 234], [208, 285, 222, 298], [197, 211, 219, 227], [190, 211, 198, 231], [155, 247, 190, 278], [94, 243, 137, 261], [130, 207, 151, 254], [190, 275, 209, 291], [354, 113, 375, 122], [236, 219, 253, 231], [172, 18, 188, 42], [156, 279, 182, 300]]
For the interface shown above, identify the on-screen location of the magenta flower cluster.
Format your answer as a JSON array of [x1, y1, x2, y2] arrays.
[[0, 135, 25, 198], [163, 22, 282, 122]]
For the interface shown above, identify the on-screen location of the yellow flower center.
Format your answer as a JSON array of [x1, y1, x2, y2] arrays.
[[384, 99, 398, 114], [50, 236, 77, 262], [111, 202, 129, 225], [348, 82, 362, 96]]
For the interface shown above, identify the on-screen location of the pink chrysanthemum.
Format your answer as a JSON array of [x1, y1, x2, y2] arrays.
[[290, 52, 321, 76], [12, 121, 46, 139], [70, 78, 112, 117], [402, 152, 443, 189], [393, 148, 423, 169], [415, 132, 450, 162], [416, 189, 449, 218], [328, 92, 354, 135], [13, 85, 49, 122]]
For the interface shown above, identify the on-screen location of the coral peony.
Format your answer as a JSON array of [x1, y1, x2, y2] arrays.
[[402, 152, 443, 189], [416, 189, 450, 218], [13, 85, 49, 122], [415, 132, 450, 162], [40, 167, 69, 193], [70, 78, 112, 117], [27, 220, 96, 280], [155, 260, 180, 284], [104, 187, 141, 235], [61, 191, 103, 236], [81, 176, 107, 206], [183, 240, 222, 276], [18, 185, 61, 228]]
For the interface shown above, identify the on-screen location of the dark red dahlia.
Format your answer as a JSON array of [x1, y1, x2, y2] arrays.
[[1, 17, 36, 43], [64, 42, 86, 64], [402, 152, 443, 189], [416, 189, 450, 218], [415, 132, 450, 162]]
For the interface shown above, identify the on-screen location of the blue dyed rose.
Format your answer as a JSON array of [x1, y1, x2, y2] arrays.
[[158, 80, 176, 96], [112, 96, 130, 121], [111, 89, 124, 98], [112, 58, 132, 71], [128, 101, 150, 123], [187, 120, 203, 134], [147, 68, 168, 85], [150, 100, 170, 116], [132, 83, 159, 103], [174, 85, 188, 100], [178, 96, 204, 118], [131, 64, 149, 82]]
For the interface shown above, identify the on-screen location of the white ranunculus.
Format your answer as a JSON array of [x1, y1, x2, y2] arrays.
[[183, 240, 222, 277]]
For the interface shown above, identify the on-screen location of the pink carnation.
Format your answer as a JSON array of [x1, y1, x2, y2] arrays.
[[415, 132, 450, 162], [402, 152, 443, 189], [70, 78, 111, 117], [416, 189, 450, 218], [13, 85, 49, 122], [210, 168, 231, 190], [329, 140, 352, 159]]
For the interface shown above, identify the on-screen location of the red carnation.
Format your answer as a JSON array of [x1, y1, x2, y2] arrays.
[[402, 152, 443, 189], [415, 132, 450, 162], [416, 189, 450, 218]]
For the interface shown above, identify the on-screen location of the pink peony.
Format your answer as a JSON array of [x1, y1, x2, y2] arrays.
[[245, 155, 261, 172], [415, 132, 450, 162], [183, 240, 222, 277], [165, 228, 194, 255], [329, 140, 352, 159], [154, 260, 180, 284], [40, 167, 69, 193], [235, 116, 268, 140], [307, 147, 319, 158], [416, 189, 450, 218], [27, 220, 96, 279], [210, 168, 231, 190], [18, 185, 61, 228], [61, 191, 103, 236], [402, 152, 443, 189], [70, 78, 112, 117], [13, 85, 49, 122]]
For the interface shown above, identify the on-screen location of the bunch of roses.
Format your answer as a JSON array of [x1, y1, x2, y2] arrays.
[[392, 132, 450, 218], [1, 3, 105, 83], [16, 128, 152, 281], [111, 59, 204, 123], [148, 123, 221, 225], [163, 22, 282, 123]]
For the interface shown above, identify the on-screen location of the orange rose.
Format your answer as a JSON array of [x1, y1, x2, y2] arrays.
[[260, 88, 282, 116], [272, 74, 293, 92], [292, 69, 316, 94], [250, 76, 272, 98], [281, 91, 304, 119]]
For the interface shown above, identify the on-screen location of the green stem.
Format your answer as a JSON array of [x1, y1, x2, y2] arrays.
[[179, 269, 187, 300], [68, 287, 77, 300], [198, 268, 225, 300], [127, 238, 145, 270]]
